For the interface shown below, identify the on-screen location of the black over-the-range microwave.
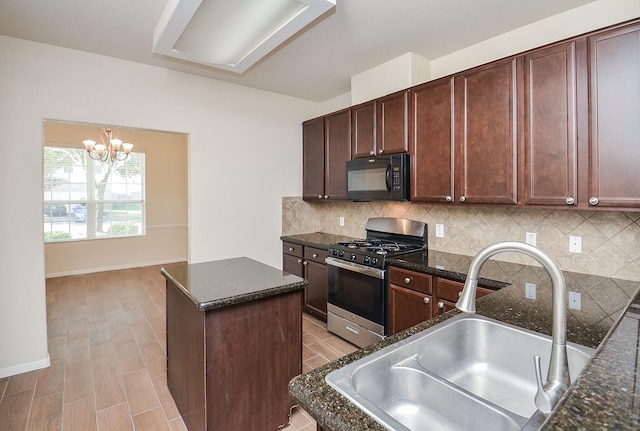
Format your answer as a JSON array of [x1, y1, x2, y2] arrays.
[[346, 154, 410, 201]]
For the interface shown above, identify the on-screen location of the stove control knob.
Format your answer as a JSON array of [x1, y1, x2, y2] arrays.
[[371, 257, 378, 266], [363, 256, 371, 264], [339, 250, 344, 257], [350, 254, 357, 262]]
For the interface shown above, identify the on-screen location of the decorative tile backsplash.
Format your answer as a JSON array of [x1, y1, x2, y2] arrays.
[[282, 197, 640, 282]]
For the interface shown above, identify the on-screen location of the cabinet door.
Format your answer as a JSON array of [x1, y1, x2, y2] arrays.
[[283, 253, 304, 278], [389, 284, 432, 335], [522, 41, 578, 207], [302, 117, 325, 201], [324, 109, 352, 200], [351, 101, 376, 158], [411, 77, 455, 203], [377, 90, 409, 155], [586, 23, 640, 208], [455, 58, 519, 205], [305, 260, 328, 320]]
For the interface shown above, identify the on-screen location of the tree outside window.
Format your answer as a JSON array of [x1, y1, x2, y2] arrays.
[[43, 147, 145, 242]]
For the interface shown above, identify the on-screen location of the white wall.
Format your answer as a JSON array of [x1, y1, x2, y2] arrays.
[[0, 36, 318, 376]]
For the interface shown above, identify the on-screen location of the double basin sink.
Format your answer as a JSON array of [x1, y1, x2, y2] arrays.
[[326, 313, 595, 431]]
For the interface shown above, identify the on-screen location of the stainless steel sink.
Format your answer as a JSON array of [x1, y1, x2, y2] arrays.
[[326, 313, 595, 431]]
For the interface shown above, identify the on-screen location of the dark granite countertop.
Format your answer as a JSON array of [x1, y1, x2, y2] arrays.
[[281, 232, 359, 250], [288, 243, 640, 431], [161, 257, 306, 312]]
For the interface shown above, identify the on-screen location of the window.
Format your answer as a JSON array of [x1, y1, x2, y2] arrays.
[[44, 146, 145, 242]]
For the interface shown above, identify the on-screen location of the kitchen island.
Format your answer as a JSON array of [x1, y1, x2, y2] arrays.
[[289, 246, 640, 431], [161, 257, 306, 431]]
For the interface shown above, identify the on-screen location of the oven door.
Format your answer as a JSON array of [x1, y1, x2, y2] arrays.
[[325, 257, 387, 347]]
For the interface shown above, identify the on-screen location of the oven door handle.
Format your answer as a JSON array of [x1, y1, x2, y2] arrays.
[[325, 257, 386, 280]]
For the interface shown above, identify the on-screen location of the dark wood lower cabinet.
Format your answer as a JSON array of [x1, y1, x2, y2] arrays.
[[166, 281, 302, 431]]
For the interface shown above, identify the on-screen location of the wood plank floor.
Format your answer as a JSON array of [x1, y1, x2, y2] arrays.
[[0, 265, 357, 431]]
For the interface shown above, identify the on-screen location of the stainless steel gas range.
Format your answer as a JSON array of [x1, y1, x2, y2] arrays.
[[325, 217, 427, 347]]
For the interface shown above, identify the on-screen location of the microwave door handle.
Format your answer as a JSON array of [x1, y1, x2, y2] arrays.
[[385, 163, 392, 192]]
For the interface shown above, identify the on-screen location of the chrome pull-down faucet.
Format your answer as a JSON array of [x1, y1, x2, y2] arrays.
[[456, 241, 570, 414]]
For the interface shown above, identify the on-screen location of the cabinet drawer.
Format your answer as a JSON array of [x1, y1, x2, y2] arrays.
[[389, 267, 432, 294], [437, 278, 494, 302], [282, 241, 303, 258], [304, 247, 328, 265]]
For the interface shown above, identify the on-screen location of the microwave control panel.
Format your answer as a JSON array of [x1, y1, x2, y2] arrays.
[[392, 166, 401, 191]]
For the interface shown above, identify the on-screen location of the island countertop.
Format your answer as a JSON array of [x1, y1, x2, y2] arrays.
[[289, 245, 640, 431], [161, 257, 307, 312]]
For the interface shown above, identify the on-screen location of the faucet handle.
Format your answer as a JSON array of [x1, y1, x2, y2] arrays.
[[533, 355, 553, 414]]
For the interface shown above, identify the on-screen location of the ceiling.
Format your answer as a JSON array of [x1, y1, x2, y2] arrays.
[[0, 0, 597, 102]]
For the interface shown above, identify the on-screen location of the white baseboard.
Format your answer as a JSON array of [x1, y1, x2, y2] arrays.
[[0, 354, 51, 378], [45, 258, 186, 279]]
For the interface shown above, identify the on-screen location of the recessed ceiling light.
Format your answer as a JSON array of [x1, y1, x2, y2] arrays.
[[153, 0, 336, 73]]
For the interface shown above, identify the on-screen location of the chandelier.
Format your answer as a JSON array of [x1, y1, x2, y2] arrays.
[[82, 128, 133, 163]]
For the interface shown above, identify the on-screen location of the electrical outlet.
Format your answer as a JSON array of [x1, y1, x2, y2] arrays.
[[435, 264, 445, 270], [569, 236, 582, 253], [435, 224, 445, 238], [569, 291, 581, 310], [525, 232, 537, 247], [525, 282, 536, 299], [339, 216, 345, 227]]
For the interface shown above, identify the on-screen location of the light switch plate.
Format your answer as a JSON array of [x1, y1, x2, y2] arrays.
[[435, 224, 444, 238], [525, 232, 537, 247], [339, 216, 345, 226], [569, 236, 582, 253]]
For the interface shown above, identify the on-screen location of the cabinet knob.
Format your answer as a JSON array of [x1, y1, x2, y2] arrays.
[[369, 150, 375, 156], [378, 149, 384, 154], [318, 195, 323, 199], [445, 195, 452, 202], [288, 247, 294, 252], [302, 261, 308, 266], [324, 195, 329, 199], [589, 197, 599, 206], [297, 259, 302, 264], [424, 297, 430, 304], [458, 291, 462, 297], [312, 253, 318, 258], [438, 302, 444, 309], [404, 277, 411, 284], [460, 196, 466, 203], [566, 196, 575, 205]]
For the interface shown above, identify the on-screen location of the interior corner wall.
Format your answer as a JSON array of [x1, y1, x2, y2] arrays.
[[0, 36, 318, 376]]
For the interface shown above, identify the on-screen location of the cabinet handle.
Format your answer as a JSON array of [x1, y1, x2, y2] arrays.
[[566, 197, 575, 205], [589, 197, 599, 206], [369, 150, 375, 156], [303, 261, 308, 266], [312, 253, 318, 258], [438, 302, 444, 309], [460, 196, 466, 203], [288, 247, 294, 252], [446, 195, 452, 202], [404, 277, 411, 284], [424, 297, 430, 304], [378, 149, 384, 154]]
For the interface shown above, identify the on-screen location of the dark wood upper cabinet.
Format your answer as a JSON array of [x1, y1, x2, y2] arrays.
[[302, 110, 351, 201], [351, 90, 409, 159], [377, 90, 410, 155], [324, 109, 352, 200], [521, 40, 578, 207], [584, 22, 640, 208], [455, 58, 519, 205], [302, 117, 325, 201], [410, 77, 455, 203], [351, 101, 376, 158]]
